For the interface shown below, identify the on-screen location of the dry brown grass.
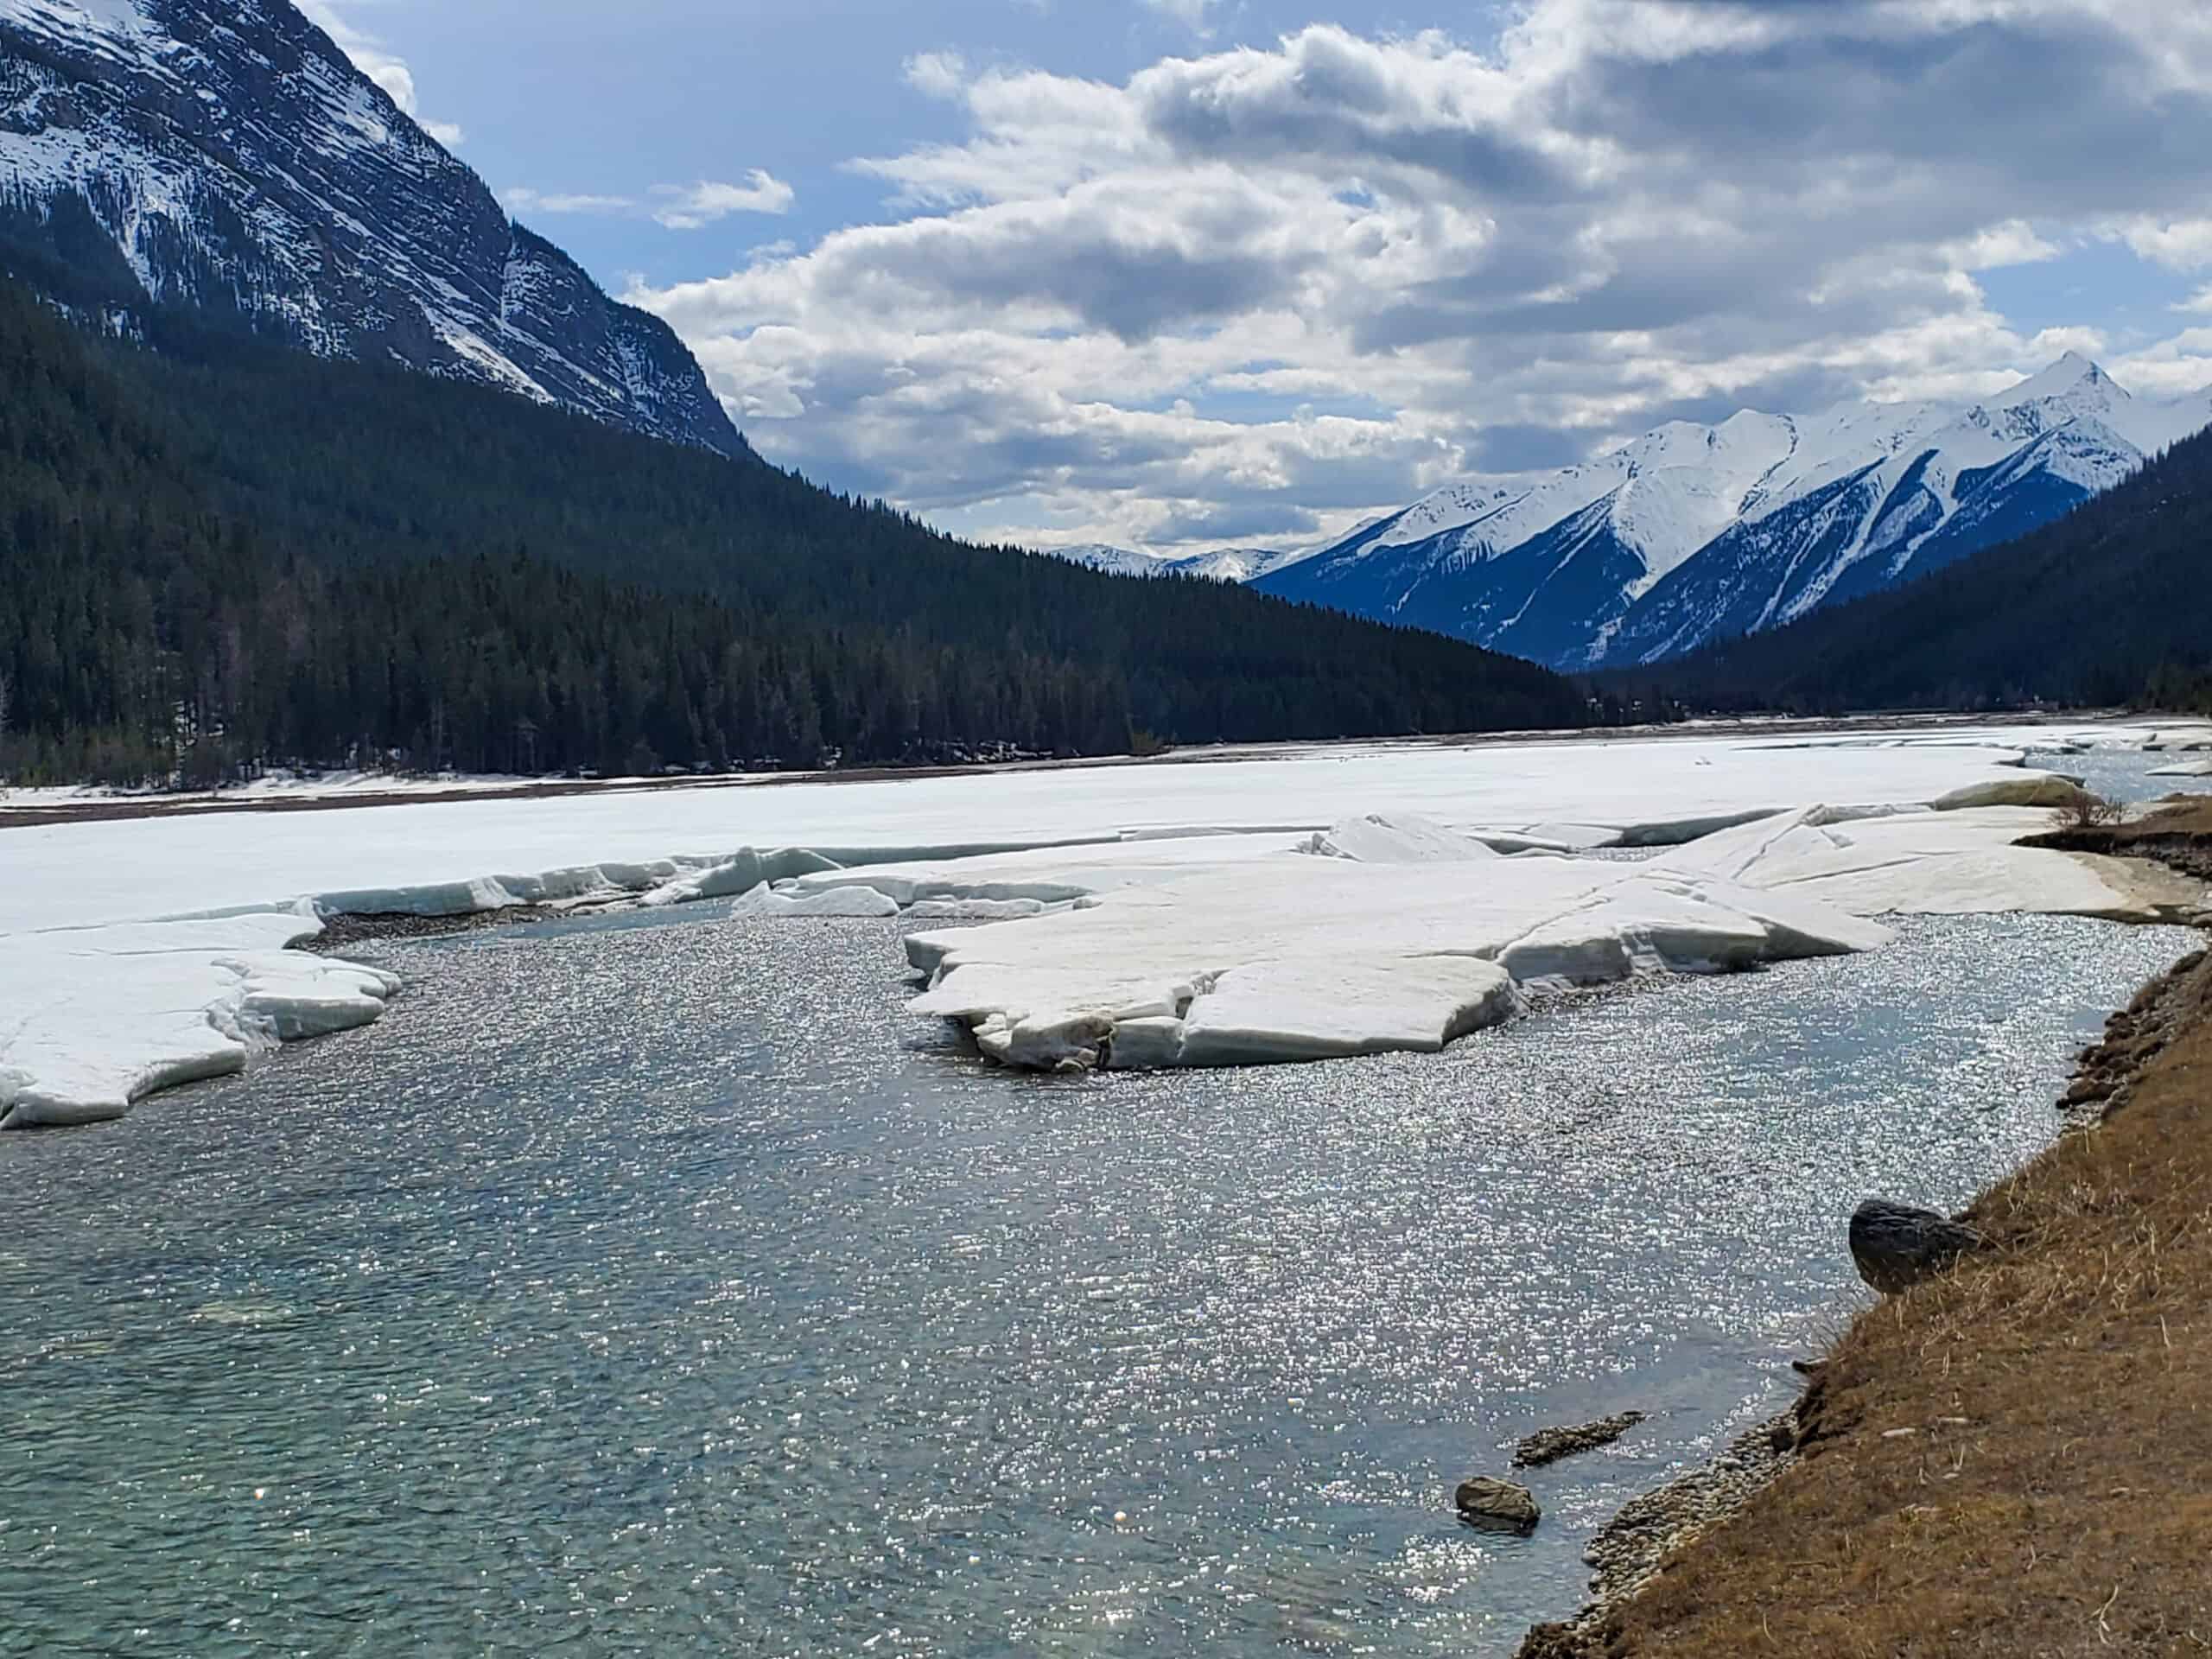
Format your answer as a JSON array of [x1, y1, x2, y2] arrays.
[[1546, 945, 2212, 1658]]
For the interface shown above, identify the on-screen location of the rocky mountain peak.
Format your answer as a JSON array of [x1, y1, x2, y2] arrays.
[[0, 0, 742, 455]]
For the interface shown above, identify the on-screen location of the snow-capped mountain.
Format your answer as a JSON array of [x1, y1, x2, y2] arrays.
[[1164, 545, 1311, 583], [1045, 543, 1306, 582], [1050, 543, 1174, 578], [1254, 356, 2212, 669], [0, 0, 741, 454]]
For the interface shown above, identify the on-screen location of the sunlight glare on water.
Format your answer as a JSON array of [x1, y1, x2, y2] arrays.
[[0, 900, 2195, 1656]]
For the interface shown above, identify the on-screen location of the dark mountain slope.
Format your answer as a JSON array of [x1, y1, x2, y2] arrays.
[[0, 282, 1586, 784], [1633, 427, 2212, 715]]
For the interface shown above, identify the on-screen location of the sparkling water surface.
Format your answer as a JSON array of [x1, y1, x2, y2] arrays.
[[2027, 741, 2212, 804], [2, 899, 2196, 1656]]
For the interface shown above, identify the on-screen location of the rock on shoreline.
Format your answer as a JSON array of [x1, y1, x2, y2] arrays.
[[1516, 1408, 1803, 1658], [1847, 1199, 1987, 1294]]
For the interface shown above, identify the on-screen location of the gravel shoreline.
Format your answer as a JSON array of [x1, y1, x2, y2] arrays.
[[305, 906, 569, 951]]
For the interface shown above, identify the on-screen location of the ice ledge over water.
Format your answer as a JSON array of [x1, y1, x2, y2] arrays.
[[899, 832, 1894, 1073], [867, 804, 2197, 1074], [0, 908, 399, 1130]]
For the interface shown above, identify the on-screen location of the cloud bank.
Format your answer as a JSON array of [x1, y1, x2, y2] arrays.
[[619, 0, 2212, 553]]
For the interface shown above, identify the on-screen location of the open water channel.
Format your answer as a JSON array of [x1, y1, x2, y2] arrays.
[[2, 868, 2196, 1654]]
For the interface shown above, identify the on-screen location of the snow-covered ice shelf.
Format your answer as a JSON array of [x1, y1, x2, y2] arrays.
[[2, 723, 2202, 1128], [898, 828, 1892, 1071]]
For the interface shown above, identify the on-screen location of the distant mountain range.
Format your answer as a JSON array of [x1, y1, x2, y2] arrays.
[[0, 0, 740, 454], [10, 0, 2197, 721], [1058, 359, 2212, 672], [1046, 543, 1313, 584]]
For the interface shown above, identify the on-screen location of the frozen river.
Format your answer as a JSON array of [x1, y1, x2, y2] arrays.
[[1, 899, 2195, 1656]]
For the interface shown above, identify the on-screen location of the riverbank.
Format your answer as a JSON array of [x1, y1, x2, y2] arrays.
[[1519, 810, 2212, 1656], [0, 709, 2155, 831]]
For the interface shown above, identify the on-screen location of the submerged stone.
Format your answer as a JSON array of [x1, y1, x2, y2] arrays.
[[1513, 1411, 1649, 1469]]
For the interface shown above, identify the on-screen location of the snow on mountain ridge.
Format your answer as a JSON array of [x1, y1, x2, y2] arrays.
[[0, 0, 741, 455], [1253, 355, 2212, 671], [1049, 543, 1168, 578], [1042, 543, 1310, 582]]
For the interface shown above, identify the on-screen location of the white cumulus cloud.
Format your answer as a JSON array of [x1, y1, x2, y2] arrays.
[[652, 173, 799, 231]]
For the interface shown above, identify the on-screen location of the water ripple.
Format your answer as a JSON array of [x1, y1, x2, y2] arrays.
[[0, 901, 2192, 1656]]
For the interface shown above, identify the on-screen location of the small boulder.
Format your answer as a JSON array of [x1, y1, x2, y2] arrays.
[[1849, 1198, 1986, 1294], [1455, 1476, 1541, 1534], [1512, 1411, 1648, 1469]]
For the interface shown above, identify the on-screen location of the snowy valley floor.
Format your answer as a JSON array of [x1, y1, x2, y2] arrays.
[[3, 721, 2209, 1129]]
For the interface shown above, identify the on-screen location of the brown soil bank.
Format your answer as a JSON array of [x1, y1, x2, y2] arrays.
[[2027, 796, 2212, 885], [1523, 840, 2212, 1656]]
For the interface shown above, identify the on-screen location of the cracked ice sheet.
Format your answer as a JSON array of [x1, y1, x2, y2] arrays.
[[898, 804, 2202, 1073], [905, 852, 1895, 1072], [1655, 806, 2202, 921]]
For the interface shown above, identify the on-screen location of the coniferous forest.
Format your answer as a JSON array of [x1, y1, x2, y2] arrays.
[[0, 278, 1588, 785]]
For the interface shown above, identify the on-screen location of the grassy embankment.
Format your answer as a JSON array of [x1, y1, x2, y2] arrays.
[[1525, 799, 2212, 1657]]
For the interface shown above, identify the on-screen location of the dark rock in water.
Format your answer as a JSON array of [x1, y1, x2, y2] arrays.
[[1455, 1476, 1541, 1534], [1512, 1411, 1648, 1469], [1849, 1198, 1986, 1294]]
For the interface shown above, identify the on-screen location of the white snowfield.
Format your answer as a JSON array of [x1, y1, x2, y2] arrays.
[[1, 723, 2202, 1128]]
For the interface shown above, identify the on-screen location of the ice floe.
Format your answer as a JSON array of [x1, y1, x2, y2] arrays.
[[639, 848, 845, 908], [728, 884, 902, 919], [906, 849, 1891, 1072], [897, 803, 2199, 1073], [1294, 812, 1501, 863], [1930, 777, 2095, 812]]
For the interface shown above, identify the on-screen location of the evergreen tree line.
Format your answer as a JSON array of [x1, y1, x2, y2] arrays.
[[0, 277, 1586, 785], [1608, 426, 2212, 717]]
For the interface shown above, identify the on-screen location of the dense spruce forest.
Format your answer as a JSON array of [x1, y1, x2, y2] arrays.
[[1624, 426, 2212, 717], [0, 279, 1586, 785]]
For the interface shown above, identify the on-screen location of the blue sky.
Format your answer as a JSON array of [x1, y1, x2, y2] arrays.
[[309, 0, 2212, 554]]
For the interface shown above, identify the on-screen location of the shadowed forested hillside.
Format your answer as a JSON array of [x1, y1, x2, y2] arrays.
[[0, 281, 1586, 784]]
